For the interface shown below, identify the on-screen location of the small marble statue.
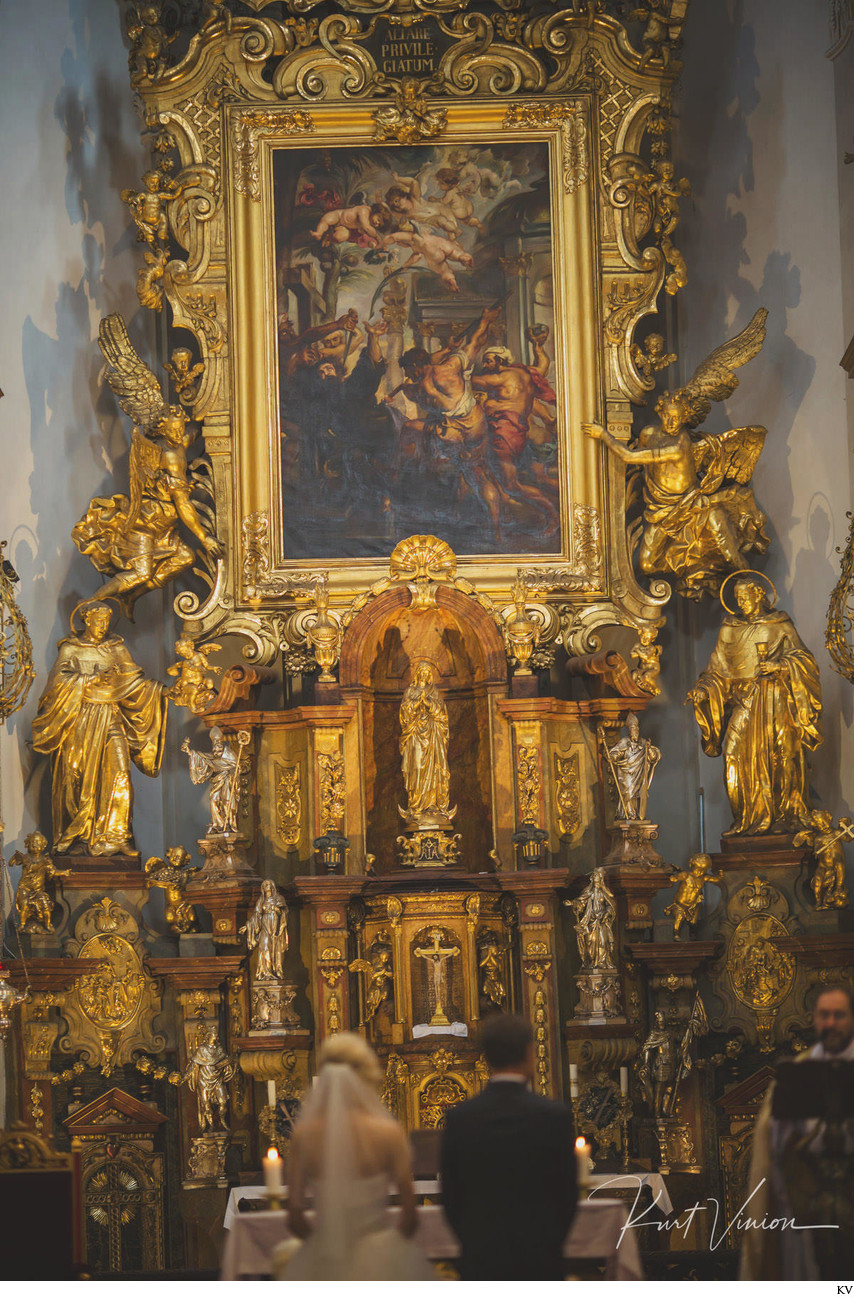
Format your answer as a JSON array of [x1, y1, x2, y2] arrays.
[[570, 867, 617, 971], [182, 727, 242, 834], [636, 1011, 677, 1118], [239, 880, 289, 981], [183, 1028, 233, 1132], [603, 714, 661, 822]]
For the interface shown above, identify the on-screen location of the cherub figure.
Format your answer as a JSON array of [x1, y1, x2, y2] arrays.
[[144, 846, 200, 934], [625, 0, 682, 69], [648, 160, 692, 294], [310, 202, 393, 249], [201, 0, 232, 32], [387, 229, 473, 292], [794, 810, 853, 910], [384, 173, 459, 235], [167, 637, 222, 714], [165, 348, 205, 408], [664, 853, 723, 938], [127, 2, 175, 84], [584, 308, 770, 599], [72, 315, 223, 618], [121, 169, 181, 252], [10, 831, 70, 934], [630, 332, 677, 385], [428, 167, 485, 233]]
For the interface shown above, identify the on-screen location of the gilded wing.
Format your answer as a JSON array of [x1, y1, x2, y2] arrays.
[[348, 958, 373, 975], [126, 428, 163, 526], [692, 425, 766, 494], [679, 308, 768, 428], [99, 313, 166, 431]]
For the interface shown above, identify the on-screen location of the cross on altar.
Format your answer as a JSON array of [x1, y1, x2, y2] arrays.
[[414, 928, 460, 1027]]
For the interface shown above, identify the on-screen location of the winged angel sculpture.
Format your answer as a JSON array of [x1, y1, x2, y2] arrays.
[[584, 308, 770, 599], [72, 315, 222, 618]]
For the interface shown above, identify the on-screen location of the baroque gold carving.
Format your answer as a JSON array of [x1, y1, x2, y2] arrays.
[[554, 753, 581, 839], [62, 898, 165, 1076], [275, 761, 302, 846], [317, 750, 345, 834], [519, 504, 603, 591], [503, 101, 588, 193], [372, 76, 448, 144], [233, 108, 316, 201], [516, 744, 541, 826]]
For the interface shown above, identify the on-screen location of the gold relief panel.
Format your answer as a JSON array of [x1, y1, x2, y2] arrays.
[[553, 751, 581, 840], [314, 731, 345, 836], [61, 899, 165, 1076], [274, 759, 302, 847]]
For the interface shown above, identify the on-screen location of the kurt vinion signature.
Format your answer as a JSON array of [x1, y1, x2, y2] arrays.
[[588, 1176, 840, 1251]]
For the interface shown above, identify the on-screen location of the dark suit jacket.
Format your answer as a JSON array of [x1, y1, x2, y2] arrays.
[[440, 1081, 578, 1281]]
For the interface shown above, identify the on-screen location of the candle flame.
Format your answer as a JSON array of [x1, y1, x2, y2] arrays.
[[575, 1137, 587, 1150], [266, 1147, 280, 1160]]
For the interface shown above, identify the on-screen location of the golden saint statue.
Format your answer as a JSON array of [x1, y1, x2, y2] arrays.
[[688, 574, 822, 835], [665, 853, 723, 937], [71, 315, 222, 619], [10, 831, 70, 934], [584, 309, 770, 599], [31, 604, 168, 856], [399, 661, 452, 823]]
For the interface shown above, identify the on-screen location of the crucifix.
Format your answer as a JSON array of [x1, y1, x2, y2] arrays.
[[414, 928, 460, 1026]]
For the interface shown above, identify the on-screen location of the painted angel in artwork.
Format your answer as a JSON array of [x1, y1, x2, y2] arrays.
[[584, 308, 771, 599], [72, 315, 223, 619]]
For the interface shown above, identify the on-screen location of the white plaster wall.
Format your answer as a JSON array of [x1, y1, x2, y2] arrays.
[[0, 0, 182, 901], [646, 0, 853, 870]]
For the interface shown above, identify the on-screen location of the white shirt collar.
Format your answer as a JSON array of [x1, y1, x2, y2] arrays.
[[488, 1071, 529, 1084]]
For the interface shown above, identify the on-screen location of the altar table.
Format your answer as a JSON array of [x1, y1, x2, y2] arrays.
[[220, 1197, 644, 1281]]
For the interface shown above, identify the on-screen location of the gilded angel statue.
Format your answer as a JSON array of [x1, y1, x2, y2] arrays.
[[584, 308, 771, 599], [72, 315, 223, 618]]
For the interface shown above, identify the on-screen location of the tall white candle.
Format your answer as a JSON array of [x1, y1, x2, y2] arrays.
[[575, 1137, 590, 1189], [267, 1079, 276, 1109], [620, 1067, 629, 1096], [569, 1062, 579, 1099], [263, 1146, 283, 1194]]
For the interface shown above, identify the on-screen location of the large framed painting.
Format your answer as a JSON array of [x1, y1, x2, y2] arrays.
[[230, 99, 602, 600]]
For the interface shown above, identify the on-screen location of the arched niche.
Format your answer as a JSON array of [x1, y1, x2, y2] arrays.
[[340, 586, 507, 875]]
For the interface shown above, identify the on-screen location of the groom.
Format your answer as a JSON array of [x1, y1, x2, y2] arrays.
[[440, 1015, 579, 1280]]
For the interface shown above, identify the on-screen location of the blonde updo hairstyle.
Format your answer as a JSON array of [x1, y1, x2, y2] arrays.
[[317, 1032, 383, 1088]]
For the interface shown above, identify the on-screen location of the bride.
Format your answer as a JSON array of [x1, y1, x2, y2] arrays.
[[273, 1033, 435, 1280]]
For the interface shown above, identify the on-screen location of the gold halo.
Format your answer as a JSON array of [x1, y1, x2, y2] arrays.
[[719, 569, 777, 616], [69, 596, 121, 635]]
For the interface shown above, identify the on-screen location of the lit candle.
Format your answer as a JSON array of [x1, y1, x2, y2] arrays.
[[267, 1079, 277, 1109], [620, 1067, 629, 1096], [263, 1146, 283, 1194], [575, 1136, 591, 1189], [569, 1062, 579, 1099]]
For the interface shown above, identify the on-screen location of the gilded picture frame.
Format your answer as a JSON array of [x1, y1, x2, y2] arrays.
[[228, 98, 602, 601]]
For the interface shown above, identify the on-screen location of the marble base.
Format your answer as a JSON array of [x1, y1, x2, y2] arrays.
[[602, 822, 664, 871], [250, 981, 300, 1031], [573, 968, 622, 1020], [193, 834, 256, 887], [184, 1131, 230, 1186]]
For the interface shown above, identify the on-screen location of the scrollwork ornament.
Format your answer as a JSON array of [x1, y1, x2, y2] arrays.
[[233, 108, 316, 201], [503, 101, 588, 193]]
